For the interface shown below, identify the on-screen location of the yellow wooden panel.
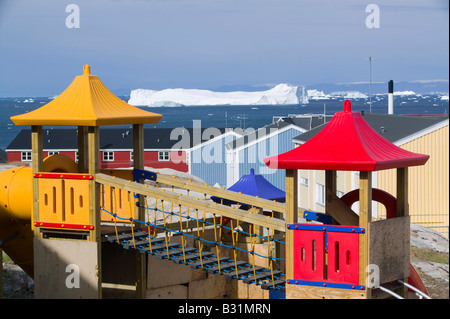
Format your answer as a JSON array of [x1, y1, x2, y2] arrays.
[[64, 178, 90, 225], [100, 185, 135, 223], [37, 176, 91, 226], [38, 178, 64, 223]]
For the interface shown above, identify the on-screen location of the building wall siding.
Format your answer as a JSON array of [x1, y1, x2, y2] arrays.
[[237, 128, 302, 191], [7, 151, 22, 163], [377, 124, 449, 237], [7, 150, 77, 163], [8, 150, 188, 173], [190, 134, 237, 187], [144, 151, 188, 172], [100, 151, 132, 169]]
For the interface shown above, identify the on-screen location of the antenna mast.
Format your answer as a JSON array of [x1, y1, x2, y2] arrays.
[[369, 56, 373, 113]]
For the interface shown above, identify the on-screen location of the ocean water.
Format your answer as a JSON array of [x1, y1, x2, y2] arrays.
[[0, 95, 448, 151]]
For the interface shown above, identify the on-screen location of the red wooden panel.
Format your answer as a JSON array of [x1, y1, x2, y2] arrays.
[[293, 229, 326, 281], [326, 231, 359, 285]]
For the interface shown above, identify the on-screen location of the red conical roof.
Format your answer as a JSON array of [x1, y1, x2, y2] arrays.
[[264, 100, 429, 171]]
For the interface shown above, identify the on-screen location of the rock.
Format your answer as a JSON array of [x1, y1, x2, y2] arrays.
[[410, 223, 449, 299], [410, 223, 449, 254], [412, 261, 449, 283], [2, 262, 34, 298]]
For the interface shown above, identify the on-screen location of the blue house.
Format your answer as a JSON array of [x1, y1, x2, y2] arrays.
[[186, 114, 331, 190], [225, 114, 332, 191], [188, 128, 243, 187], [225, 122, 306, 191]]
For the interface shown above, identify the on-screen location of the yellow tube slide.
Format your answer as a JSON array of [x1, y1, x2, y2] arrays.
[[0, 154, 80, 278], [0, 166, 34, 277]]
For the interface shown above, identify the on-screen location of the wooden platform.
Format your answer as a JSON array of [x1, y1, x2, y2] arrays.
[[102, 227, 286, 297]]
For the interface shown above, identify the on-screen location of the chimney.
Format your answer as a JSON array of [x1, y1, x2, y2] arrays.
[[388, 80, 394, 114]]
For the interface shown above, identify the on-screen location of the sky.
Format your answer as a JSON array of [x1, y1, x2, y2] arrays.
[[0, 0, 448, 97]]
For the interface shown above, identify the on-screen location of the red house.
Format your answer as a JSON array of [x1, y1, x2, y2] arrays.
[[6, 128, 193, 172]]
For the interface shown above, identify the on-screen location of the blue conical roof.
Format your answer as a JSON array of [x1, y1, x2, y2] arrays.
[[211, 168, 285, 205]]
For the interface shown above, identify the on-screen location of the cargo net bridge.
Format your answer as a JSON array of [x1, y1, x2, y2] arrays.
[[98, 169, 288, 293]]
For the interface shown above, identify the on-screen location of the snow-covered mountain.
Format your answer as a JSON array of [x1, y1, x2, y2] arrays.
[[128, 84, 308, 106]]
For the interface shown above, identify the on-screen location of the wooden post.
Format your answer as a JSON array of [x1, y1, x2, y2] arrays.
[[88, 126, 100, 241], [77, 126, 88, 173], [325, 170, 337, 224], [396, 168, 409, 218], [133, 124, 146, 298], [32, 125, 43, 237], [359, 171, 372, 298], [396, 167, 409, 298], [87, 126, 102, 298], [133, 124, 145, 221], [285, 169, 298, 281], [273, 210, 283, 268]]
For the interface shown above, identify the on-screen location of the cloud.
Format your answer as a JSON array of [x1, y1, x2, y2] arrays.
[[409, 79, 449, 84]]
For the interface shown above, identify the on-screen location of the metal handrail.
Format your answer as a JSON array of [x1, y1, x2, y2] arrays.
[[398, 279, 432, 299], [379, 286, 404, 299]]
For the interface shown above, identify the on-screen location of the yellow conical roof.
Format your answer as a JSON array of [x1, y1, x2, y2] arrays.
[[11, 65, 163, 126]]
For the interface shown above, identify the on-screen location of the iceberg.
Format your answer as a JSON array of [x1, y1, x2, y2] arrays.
[[308, 90, 369, 100], [307, 89, 330, 100], [336, 91, 368, 99], [128, 83, 308, 106], [393, 90, 416, 96]]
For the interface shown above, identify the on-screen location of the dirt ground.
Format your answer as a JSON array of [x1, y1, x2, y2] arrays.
[[413, 267, 449, 299], [410, 247, 449, 299]]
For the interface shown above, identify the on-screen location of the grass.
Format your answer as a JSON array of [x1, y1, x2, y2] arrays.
[[2, 251, 12, 263], [411, 246, 449, 265]]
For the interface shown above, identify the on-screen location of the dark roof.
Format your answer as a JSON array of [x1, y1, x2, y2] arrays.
[[0, 149, 7, 163], [275, 114, 333, 130], [226, 122, 292, 150], [6, 127, 229, 151], [227, 114, 333, 150], [292, 113, 449, 144], [7, 129, 79, 151]]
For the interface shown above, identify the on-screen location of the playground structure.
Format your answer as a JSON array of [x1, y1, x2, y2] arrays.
[[0, 65, 432, 299]]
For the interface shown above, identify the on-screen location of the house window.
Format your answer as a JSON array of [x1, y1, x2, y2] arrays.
[[75, 151, 79, 163], [48, 151, 59, 156], [130, 151, 134, 162], [103, 151, 114, 161], [21, 151, 32, 161], [158, 151, 170, 161], [315, 183, 325, 206], [300, 177, 309, 186]]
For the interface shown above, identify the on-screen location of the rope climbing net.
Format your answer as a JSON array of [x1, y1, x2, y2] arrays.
[[98, 175, 287, 291]]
